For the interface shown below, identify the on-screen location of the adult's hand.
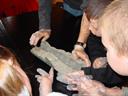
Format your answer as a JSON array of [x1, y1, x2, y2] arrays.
[[72, 49, 91, 67], [29, 29, 51, 46]]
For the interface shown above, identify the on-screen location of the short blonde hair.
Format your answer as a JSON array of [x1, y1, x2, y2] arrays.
[[99, 0, 128, 56]]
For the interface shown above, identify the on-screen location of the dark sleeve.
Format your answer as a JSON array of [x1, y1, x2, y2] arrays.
[[81, 67, 92, 75], [81, 65, 124, 87], [86, 33, 106, 63], [39, 0, 52, 29]]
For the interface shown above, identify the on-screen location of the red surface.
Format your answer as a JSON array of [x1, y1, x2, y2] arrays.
[[0, 0, 39, 18]]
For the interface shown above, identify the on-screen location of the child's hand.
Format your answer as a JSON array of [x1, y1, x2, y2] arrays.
[[35, 68, 54, 96]]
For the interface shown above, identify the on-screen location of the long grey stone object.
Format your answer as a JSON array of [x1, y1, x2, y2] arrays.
[[31, 41, 86, 83]]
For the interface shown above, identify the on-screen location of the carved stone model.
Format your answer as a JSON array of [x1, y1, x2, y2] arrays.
[[31, 41, 86, 83]]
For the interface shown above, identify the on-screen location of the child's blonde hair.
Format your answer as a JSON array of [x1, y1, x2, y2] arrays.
[[99, 0, 128, 56], [0, 46, 31, 96]]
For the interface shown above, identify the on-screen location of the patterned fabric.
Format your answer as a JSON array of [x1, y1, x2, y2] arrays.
[[0, 0, 38, 18]]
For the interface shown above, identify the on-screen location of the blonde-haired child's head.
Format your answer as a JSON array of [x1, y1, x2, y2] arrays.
[[99, 0, 128, 76]]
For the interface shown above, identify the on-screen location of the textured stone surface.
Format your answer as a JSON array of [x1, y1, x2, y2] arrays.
[[31, 41, 86, 83]]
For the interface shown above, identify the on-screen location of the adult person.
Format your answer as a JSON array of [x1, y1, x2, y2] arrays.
[[29, 0, 88, 46], [30, 0, 52, 46]]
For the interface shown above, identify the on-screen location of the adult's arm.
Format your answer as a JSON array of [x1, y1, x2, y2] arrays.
[[29, 0, 52, 46], [38, 0, 52, 30], [77, 12, 90, 43], [72, 12, 91, 66]]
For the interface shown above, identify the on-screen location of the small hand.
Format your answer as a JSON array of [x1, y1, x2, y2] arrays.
[[72, 49, 91, 67], [29, 29, 51, 46], [35, 68, 54, 96]]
